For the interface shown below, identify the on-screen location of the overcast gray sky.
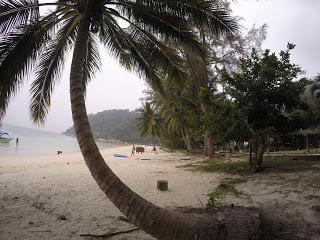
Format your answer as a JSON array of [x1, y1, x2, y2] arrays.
[[3, 0, 320, 132]]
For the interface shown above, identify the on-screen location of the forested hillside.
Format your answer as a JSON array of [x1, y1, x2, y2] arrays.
[[63, 109, 156, 144]]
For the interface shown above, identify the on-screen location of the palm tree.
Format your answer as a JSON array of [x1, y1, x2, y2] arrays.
[[137, 101, 162, 138], [0, 0, 261, 239], [184, 48, 216, 157]]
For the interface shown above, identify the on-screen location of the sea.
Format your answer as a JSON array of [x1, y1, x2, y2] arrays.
[[0, 123, 121, 156]]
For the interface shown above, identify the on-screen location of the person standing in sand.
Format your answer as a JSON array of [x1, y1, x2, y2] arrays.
[[131, 145, 135, 157]]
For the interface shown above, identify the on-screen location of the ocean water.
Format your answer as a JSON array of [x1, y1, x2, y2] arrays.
[[0, 124, 121, 156]]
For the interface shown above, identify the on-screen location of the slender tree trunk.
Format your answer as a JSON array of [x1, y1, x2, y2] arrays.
[[201, 103, 215, 158], [185, 128, 192, 151], [180, 127, 191, 151], [249, 136, 265, 172], [69, 7, 261, 240], [204, 129, 214, 158]]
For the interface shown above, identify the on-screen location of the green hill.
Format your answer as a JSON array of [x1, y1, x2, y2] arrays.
[[63, 109, 156, 144]]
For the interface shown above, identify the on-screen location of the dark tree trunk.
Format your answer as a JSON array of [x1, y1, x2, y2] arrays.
[[204, 130, 215, 158], [69, 6, 261, 240], [249, 136, 266, 172]]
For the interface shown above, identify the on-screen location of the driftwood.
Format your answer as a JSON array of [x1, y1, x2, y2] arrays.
[[79, 227, 139, 238]]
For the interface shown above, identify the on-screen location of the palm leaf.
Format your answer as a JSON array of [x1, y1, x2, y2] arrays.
[[99, 14, 164, 93], [150, 0, 238, 34], [114, 1, 204, 57], [0, 0, 39, 35], [0, 12, 61, 119], [82, 32, 101, 92], [106, 8, 187, 86], [30, 16, 80, 124]]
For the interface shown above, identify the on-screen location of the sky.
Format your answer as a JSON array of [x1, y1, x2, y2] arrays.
[[3, 0, 320, 132]]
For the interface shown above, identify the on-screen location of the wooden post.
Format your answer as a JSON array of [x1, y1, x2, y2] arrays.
[[157, 180, 168, 191]]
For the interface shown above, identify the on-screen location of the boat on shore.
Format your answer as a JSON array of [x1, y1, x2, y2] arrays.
[[0, 128, 14, 143]]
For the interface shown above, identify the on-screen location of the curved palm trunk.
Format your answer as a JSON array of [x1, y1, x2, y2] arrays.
[[69, 11, 261, 240]]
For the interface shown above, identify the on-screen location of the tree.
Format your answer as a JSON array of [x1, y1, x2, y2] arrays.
[[137, 101, 162, 138], [221, 44, 308, 172], [180, 23, 267, 158], [309, 74, 320, 102], [0, 0, 264, 239]]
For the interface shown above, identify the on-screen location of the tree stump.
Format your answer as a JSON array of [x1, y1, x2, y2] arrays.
[[157, 180, 168, 191]]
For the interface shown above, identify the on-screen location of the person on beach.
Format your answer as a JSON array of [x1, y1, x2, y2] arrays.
[[131, 145, 135, 156], [16, 137, 19, 144], [153, 145, 158, 154]]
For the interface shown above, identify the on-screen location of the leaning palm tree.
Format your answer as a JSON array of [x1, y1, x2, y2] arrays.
[[0, 0, 262, 239]]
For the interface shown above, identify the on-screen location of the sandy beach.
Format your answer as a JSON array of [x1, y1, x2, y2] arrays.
[[0, 146, 220, 240], [1, 146, 319, 240]]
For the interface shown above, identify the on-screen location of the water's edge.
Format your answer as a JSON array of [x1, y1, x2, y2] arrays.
[[0, 123, 123, 156]]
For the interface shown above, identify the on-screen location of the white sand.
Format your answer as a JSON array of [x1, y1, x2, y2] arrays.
[[0, 146, 220, 240], [1, 146, 319, 240]]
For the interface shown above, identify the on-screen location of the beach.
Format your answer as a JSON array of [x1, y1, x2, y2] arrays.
[[1, 146, 319, 240], [0, 146, 220, 240]]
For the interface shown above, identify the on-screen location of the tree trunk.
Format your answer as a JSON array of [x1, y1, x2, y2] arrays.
[[204, 130, 215, 158], [184, 128, 192, 151], [249, 136, 265, 172], [180, 127, 192, 151], [69, 7, 261, 240]]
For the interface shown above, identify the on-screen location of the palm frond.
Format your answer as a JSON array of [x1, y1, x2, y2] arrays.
[[106, 8, 187, 86], [0, 12, 60, 119], [114, 1, 204, 57], [30, 16, 80, 124], [99, 13, 164, 93], [0, 0, 40, 35], [82, 32, 101, 92], [137, 101, 162, 137], [150, 0, 238, 34]]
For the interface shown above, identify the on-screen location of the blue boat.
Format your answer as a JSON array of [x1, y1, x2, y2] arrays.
[[113, 154, 128, 158]]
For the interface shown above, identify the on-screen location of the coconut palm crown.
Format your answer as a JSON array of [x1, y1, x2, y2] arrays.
[[0, 1, 261, 240], [0, 0, 237, 120]]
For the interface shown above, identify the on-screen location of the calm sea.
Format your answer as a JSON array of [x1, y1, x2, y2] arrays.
[[0, 124, 121, 156]]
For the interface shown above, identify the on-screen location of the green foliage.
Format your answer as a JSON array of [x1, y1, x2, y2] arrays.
[[137, 102, 162, 138], [64, 109, 156, 144], [206, 178, 247, 208], [206, 191, 224, 208], [183, 157, 249, 175], [207, 94, 250, 145], [309, 74, 320, 102], [220, 44, 308, 137], [183, 155, 320, 175]]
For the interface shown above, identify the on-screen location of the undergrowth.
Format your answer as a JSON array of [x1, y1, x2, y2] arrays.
[[206, 177, 247, 207], [182, 155, 319, 175]]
